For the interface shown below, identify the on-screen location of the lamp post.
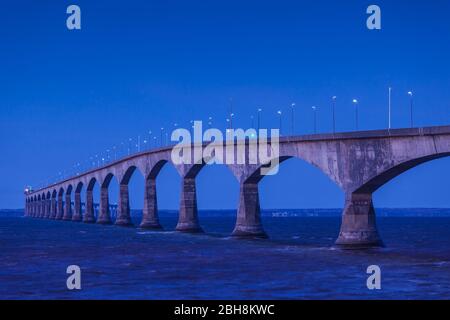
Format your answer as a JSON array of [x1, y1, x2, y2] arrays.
[[229, 97, 233, 129], [332, 96, 337, 133], [291, 103, 295, 135], [408, 91, 413, 128], [128, 138, 132, 155], [312, 106, 317, 134], [160, 128, 164, 147], [257, 108, 262, 131], [388, 87, 392, 129], [277, 110, 282, 135], [352, 99, 359, 130], [148, 131, 152, 150]]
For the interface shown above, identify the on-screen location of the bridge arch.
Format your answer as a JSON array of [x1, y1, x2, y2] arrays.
[[355, 152, 450, 194], [139, 159, 180, 230], [229, 155, 343, 239], [96, 172, 120, 224]]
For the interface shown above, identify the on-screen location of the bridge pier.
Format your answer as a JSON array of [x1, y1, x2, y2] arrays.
[[50, 197, 56, 219], [232, 182, 267, 238], [140, 178, 162, 229], [39, 200, 44, 218], [35, 201, 40, 218], [56, 194, 64, 219], [45, 198, 51, 218], [335, 193, 383, 248], [72, 193, 82, 221], [115, 184, 133, 226], [176, 177, 203, 233], [83, 190, 96, 223], [97, 187, 112, 224], [63, 195, 72, 220]]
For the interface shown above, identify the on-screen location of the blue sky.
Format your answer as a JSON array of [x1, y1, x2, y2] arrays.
[[1, 0, 450, 209]]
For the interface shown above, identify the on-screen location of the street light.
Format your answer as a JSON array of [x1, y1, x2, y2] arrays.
[[277, 110, 282, 135], [291, 103, 295, 135], [148, 130, 152, 150], [408, 91, 413, 128], [332, 96, 337, 133], [312, 106, 317, 134], [230, 113, 235, 130], [352, 99, 359, 130], [257, 108, 262, 131], [388, 87, 392, 129], [160, 127, 164, 147]]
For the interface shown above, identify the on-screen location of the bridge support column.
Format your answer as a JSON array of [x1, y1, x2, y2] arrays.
[[97, 187, 112, 224], [232, 182, 267, 238], [56, 194, 64, 219], [50, 197, 56, 219], [140, 178, 162, 229], [35, 201, 40, 217], [39, 200, 44, 218], [335, 193, 383, 248], [176, 177, 202, 233], [83, 190, 96, 223], [116, 184, 133, 226], [72, 193, 82, 221], [45, 199, 51, 218], [63, 195, 72, 220]]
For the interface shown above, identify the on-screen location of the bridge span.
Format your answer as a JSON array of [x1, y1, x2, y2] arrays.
[[24, 125, 450, 248]]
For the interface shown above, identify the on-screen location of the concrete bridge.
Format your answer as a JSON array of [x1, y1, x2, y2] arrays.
[[24, 125, 450, 248]]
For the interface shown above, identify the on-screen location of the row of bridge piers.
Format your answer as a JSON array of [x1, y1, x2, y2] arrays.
[[24, 177, 382, 248]]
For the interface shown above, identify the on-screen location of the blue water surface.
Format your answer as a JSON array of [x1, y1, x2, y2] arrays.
[[1, 210, 450, 299]]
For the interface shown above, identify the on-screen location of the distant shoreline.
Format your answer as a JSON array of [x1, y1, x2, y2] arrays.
[[3, 208, 450, 217]]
